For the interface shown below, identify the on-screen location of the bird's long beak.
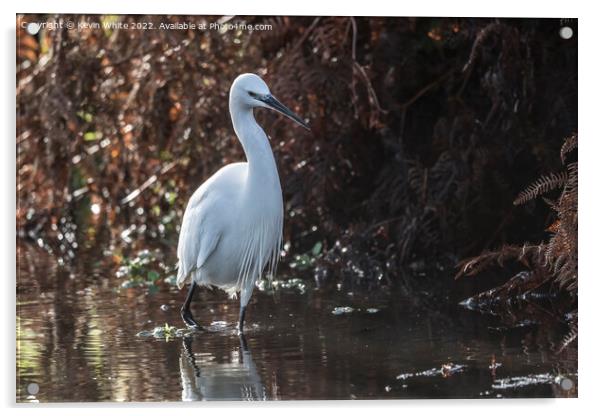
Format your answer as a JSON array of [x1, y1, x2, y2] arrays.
[[260, 94, 310, 130]]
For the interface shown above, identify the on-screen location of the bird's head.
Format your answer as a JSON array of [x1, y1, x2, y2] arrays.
[[230, 73, 310, 130]]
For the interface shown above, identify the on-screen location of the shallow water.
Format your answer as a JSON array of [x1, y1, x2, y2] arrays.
[[16, 243, 577, 402]]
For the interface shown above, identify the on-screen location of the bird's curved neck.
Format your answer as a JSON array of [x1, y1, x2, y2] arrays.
[[230, 103, 278, 183]]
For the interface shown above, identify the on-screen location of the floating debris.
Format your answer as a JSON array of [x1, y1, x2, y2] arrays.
[[136, 323, 192, 340], [153, 323, 177, 339], [488, 319, 538, 332], [441, 363, 465, 378], [459, 272, 558, 316], [396, 363, 466, 380], [396, 368, 437, 380], [492, 373, 557, 390], [458, 296, 484, 311], [331, 306, 354, 315]]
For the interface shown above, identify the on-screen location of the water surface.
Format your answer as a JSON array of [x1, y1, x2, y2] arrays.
[[16, 243, 577, 402]]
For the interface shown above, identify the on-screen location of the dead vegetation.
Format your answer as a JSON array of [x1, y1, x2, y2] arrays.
[[456, 134, 577, 294], [17, 16, 577, 299], [456, 134, 577, 350]]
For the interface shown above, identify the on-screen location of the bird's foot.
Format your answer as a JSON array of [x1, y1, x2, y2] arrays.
[[238, 332, 248, 352], [237, 306, 246, 335], [181, 308, 204, 331]]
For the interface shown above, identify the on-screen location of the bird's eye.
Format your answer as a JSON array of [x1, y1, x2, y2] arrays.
[[248, 91, 259, 99]]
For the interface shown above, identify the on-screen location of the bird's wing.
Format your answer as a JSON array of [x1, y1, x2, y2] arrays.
[[176, 185, 221, 289]]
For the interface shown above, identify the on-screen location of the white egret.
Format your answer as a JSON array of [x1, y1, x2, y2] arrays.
[[176, 73, 310, 332]]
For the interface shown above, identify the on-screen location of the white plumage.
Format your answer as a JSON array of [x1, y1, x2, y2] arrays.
[[176, 161, 283, 304], [175, 73, 309, 331]]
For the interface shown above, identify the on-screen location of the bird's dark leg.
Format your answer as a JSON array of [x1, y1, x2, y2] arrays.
[[239, 332, 249, 352], [238, 332, 249, 364], [182, 336, 201, 377], [237, 305, 247, 334], [181, 282, 203, 330]]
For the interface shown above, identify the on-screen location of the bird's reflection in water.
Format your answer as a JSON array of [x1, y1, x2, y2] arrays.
[[180, 335, 266, 401]]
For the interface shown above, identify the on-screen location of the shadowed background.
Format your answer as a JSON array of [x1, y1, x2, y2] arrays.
[[17, 15, 577, 286]]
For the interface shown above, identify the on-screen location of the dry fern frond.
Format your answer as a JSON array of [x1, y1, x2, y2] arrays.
[[457, 134, 578, 301], [513, 171, 569, 206], [455, 243, 541, 279], [462, 23, 506, 73], [560, 133, 577, 165], [556, 316, 578, 354]]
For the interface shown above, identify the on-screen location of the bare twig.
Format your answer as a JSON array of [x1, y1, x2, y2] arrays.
[[401, 69, 455, 110], [350, 17, 387, 115], [121, 161, 178, 205]]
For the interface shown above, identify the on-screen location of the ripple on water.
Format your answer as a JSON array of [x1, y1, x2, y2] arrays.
[[396, 363, 467, 381], [492, 373, 576, 390], [16, 243, 577, 401]]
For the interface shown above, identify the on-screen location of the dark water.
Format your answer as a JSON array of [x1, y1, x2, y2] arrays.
[[16, 243, 577, 402]]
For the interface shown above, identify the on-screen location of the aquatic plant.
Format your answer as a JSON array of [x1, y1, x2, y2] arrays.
[[136, 323, 188, 340], [115, 249, 171, 291], [288, 241, 323, 271]]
